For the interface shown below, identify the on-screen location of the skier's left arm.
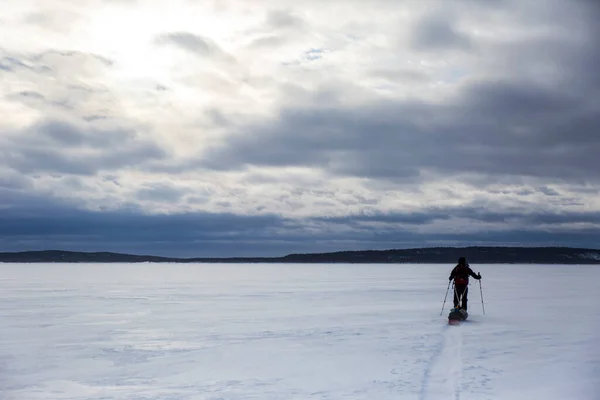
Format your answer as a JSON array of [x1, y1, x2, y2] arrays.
[[467, 265, 481, 280]]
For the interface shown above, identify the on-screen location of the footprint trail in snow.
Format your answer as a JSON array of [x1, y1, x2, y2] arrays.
[[419, 323, 463, 400]]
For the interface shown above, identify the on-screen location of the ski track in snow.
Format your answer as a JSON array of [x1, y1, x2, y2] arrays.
[[419, 323, 463, 400]]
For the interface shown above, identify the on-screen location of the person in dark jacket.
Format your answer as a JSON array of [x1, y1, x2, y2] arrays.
[[449, 257, 481, 311]]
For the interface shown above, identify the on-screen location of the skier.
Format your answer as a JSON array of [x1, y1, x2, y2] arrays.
[[449, 257, 481, 311]]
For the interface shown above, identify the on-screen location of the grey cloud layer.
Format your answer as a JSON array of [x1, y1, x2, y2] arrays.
[[1, 49, 117, 115], [1, 189, 599, 257], [199, 77, 598, 181], [1, 48, 167, 175], [409, 11, 472, 51], [197, 0, 600, 183], [2, 118, 166, 175]]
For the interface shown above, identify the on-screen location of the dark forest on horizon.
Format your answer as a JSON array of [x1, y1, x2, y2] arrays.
[[1, 246, 599, 264]]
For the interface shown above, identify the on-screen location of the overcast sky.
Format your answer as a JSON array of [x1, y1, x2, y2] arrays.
[[1, 0, 599, 257]]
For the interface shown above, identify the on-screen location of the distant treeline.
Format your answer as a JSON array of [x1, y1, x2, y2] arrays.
[[1, 246, 599, 264]]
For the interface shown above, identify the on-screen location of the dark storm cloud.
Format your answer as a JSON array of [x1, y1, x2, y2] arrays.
[[199, 103, 428, 180], [34, 119, 131, 147], [0, 189, 294, 256], [0, 204, 283, 241], [198, 80, 598, 181], [1, 187, 599, 257], [409, 12, 472, 51], [313, 211, 450, 226], [200, 66, 599, 182], [312, 208, 600, 228], [1, 118, 166, 175], [367, 227, 600, 250], [193, 0, 600, 183], [457, 80, 581, 122]]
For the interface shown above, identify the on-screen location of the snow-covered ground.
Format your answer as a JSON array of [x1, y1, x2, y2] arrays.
[[1, 262, 599, 399]]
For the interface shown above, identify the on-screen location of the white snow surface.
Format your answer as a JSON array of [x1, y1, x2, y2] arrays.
[[1, 263, 599, 400]]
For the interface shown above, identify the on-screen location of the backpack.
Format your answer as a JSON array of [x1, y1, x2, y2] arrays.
[[453, 264, 470, 285]]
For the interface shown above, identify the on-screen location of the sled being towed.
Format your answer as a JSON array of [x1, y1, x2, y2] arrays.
[[448, 307, 468, 325]]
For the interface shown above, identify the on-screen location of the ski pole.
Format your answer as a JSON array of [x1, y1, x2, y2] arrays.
[[478, 273, 485, 315], [440, 280, 452, 315]]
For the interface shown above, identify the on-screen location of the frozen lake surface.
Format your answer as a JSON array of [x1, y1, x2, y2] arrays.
[[1, 263, 599, 399]]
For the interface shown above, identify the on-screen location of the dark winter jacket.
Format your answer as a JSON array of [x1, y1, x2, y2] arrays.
[[449, 263, 481, 285]]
